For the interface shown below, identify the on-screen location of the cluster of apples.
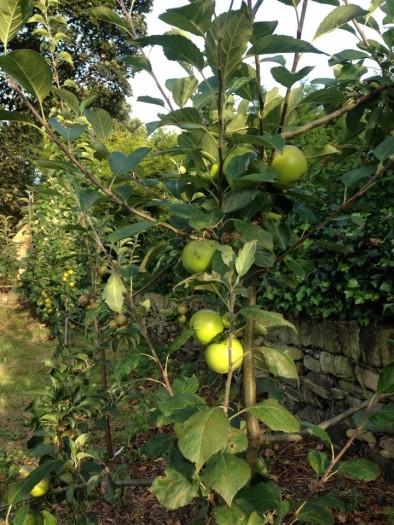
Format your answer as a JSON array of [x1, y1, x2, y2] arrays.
[[181, 240, 244, 374]]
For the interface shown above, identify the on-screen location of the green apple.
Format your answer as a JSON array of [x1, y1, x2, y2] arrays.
[[178, 314, 187, 325], [30, 479, 50, 498], [115, 313, 128, 326], [271, 145, 307, 189], [205, 338, 244, 374], [181, 240, 220, 274], [190, 309, 224, 344], [177, 304, 188, 315]]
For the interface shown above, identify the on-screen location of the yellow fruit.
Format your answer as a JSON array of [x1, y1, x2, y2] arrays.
[[178, 314, 187, 325], [190, 309, 224, 344], [115, 313, 128, 326], [177, 304, 188, 315], [98, 265, 109, 276], [30, 479, 50, 498], [67, 269, 75, 276], [271, 145, 307, 189], [205, 338, 244, 374], [181, 240, 220, 274], [69, 281, 76, 288], [108, 319, 118, 330]]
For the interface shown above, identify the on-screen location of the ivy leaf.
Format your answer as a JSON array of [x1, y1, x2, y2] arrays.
[[178, 407, 230, 471], [102, 274, 127, 313], [338, 459, 381, 480], [150, 464, 199, 510], [248, 399, 300, 433], [0, 49, 53, 104], [0, 0, 33, 49], [159, 0, 215, 37], [235, 240, 256, 277], [314, 5, 368, 40], [203, 453, 251, 506]]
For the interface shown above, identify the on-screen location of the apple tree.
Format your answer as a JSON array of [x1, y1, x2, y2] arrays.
[[1, 0, 394, 523]]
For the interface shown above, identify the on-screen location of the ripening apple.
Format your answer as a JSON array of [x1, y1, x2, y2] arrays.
[[30, 479, 50, 498], [271, 145, 307, 189], [205, 338, 244, 374], [190, 309, 224, 344], [181, 240, 220, 274]]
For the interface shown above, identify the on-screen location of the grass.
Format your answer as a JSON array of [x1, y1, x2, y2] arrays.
[[0, 298, 55, 451]]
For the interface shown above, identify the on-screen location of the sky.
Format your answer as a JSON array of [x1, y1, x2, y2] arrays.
[[128, 0, 378, 123]]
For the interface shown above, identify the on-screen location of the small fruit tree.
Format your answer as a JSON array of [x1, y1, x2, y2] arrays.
[[1, 0, 394, 523]]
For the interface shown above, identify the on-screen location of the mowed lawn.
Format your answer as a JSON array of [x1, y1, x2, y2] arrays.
[[0, 296, 55, 451]]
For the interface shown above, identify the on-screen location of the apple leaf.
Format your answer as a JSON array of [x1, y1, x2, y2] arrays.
[[248, 399, 300, 433], [0, 109, 35, 126], [233, 220, 274, 251], [338, 459, 381, 481], [159, 0, 215, 37], [271, 65, 314, 88], [297, 501, 334, 525], [203, 453, 251, 506], [52, 87, 80, 115], [178, 407, 230, 471], [150, 464, 199, 510], [102, 274, 126, 313], [108, 147, 151, 176], [0, 49, 53, 104], [248, 35, 325, 56], [308, 450, 330, 476], [225, 428, 248, 454], [213, 504, 248, 525], [235, 240, 257, 277], [138, 35, 204, 71], [240, 307, 296, 331], [314, 5, 368, 40], [236, 481, 283, 515], [373, 136, 394, 162], [169, 76, 199, 108], [255, 346, 298, 381], [0, 0, 33, 49], [48, 118, 87, 141], [85, 107, 113, 140]]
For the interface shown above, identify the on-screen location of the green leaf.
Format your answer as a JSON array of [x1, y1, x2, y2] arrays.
[[91, 6, 131, 34], [150, 464, 199, 510], [233, 221, 273, 252], [158, 393, 206, 422], [205, 8, 253, 82], [341, 166, 376, 187], [52, 87, 80, 115], [0, 0, 33, 48], [0, 109, 34, 125], [368, 405, 394, 426], [203, 453, 251, 506], [248, 399, 300, 433], [40, 510, 57, 525], [232, 133, 285, 151], [0, 49, 53, 104], [122, 55, 152, 73], [113, 354, 140, 381], [300, 87, 345, 105], [225, 428, 248, 454], [249, 35, 325, 56], [169, 76, 198, 108], [108, 147, 151, 176], [301, 421, 332, 446], [85, 107, 113, 140], [167, 327, 194, 354], [138, 35, 204, 71], [160, 108, 203, 129], [7, 460, 59, 504], [48, 118, 87, 141], [159, 0, 215, 36], [102, 274, 126, 313], [172, 376, 200, 395], [137, 95, 165, 107], [308, 449, 330, 476], [271, 65, 314, 88], [338, 459, 381, 480], [236, 240, 256, 277], [377, 362, 394, 393], [213, 505, 248, 525], [77, 190, 103, 211], [236, 481, 283, 514], [36, 159, 79, 174], [255, 346, 298, 380], [240, 307, 296, 331], [314, 4, 369, 39], [373, 136, 394, 161], [106, 220, 155, 243], [142, 434, 175, 459], [178, 407, 230, 471], [222, 190, 261, 213], [297, 501, 334, 525], [189, 211, 225, 230]]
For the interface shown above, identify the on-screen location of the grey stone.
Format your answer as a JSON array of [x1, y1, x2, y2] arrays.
[[377, 327, 394, 367], [346, 429, 376, 445], [331, 388, 346, 400], [304, 347, 321, 359], [360, 325, 382, 366], [337, 321, 360, 361], [320, 352, 354, 380], [355, 365, 379, 391], [379, 449, 394, 460], [380, 437, 394, 454], [307, 372, 334, 390], [310, 322, 326, 350], [345, 396, 364, 408], [322, 320, 341, 354], [338, 380, 371, 399], [298, 319, 312, 346], [304, 378, 332, 400], [286, 346, 303, 361], [303, 355, 321, 373]]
